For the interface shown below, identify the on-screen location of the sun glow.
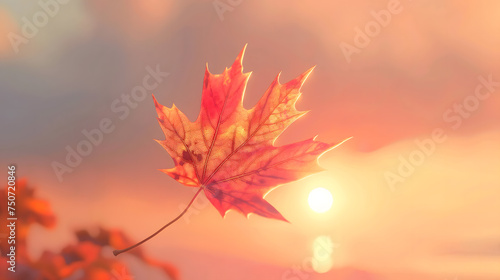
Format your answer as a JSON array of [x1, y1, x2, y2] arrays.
[[308, 188, 333, 213], [312, 235, 335, 273]]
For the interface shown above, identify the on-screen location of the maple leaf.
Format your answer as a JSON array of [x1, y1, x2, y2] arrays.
[[114, 45, 349, 256], [153, 45, 347, 221]]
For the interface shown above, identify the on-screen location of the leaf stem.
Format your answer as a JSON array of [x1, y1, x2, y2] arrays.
[[113, 187, 204, 256]]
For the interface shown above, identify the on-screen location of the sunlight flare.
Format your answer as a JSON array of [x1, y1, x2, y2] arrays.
[[308, 188, 333, 213]]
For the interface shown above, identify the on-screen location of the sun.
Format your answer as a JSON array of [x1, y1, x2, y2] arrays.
[[308, 188, 333, 213]]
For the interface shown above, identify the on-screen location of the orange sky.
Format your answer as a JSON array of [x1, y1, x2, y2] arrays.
[[1, 1, 499, 279]]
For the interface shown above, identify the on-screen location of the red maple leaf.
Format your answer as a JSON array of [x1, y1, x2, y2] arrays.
[[114, 45, 348, 256]]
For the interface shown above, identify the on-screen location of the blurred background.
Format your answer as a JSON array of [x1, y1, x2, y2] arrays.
[[1, 0, 499, 279]]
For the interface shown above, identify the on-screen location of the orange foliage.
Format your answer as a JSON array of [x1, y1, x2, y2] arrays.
[[0, 180, 177, 279]]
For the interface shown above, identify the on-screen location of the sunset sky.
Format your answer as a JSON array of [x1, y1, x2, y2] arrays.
[[1, 1, 499, 279]]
